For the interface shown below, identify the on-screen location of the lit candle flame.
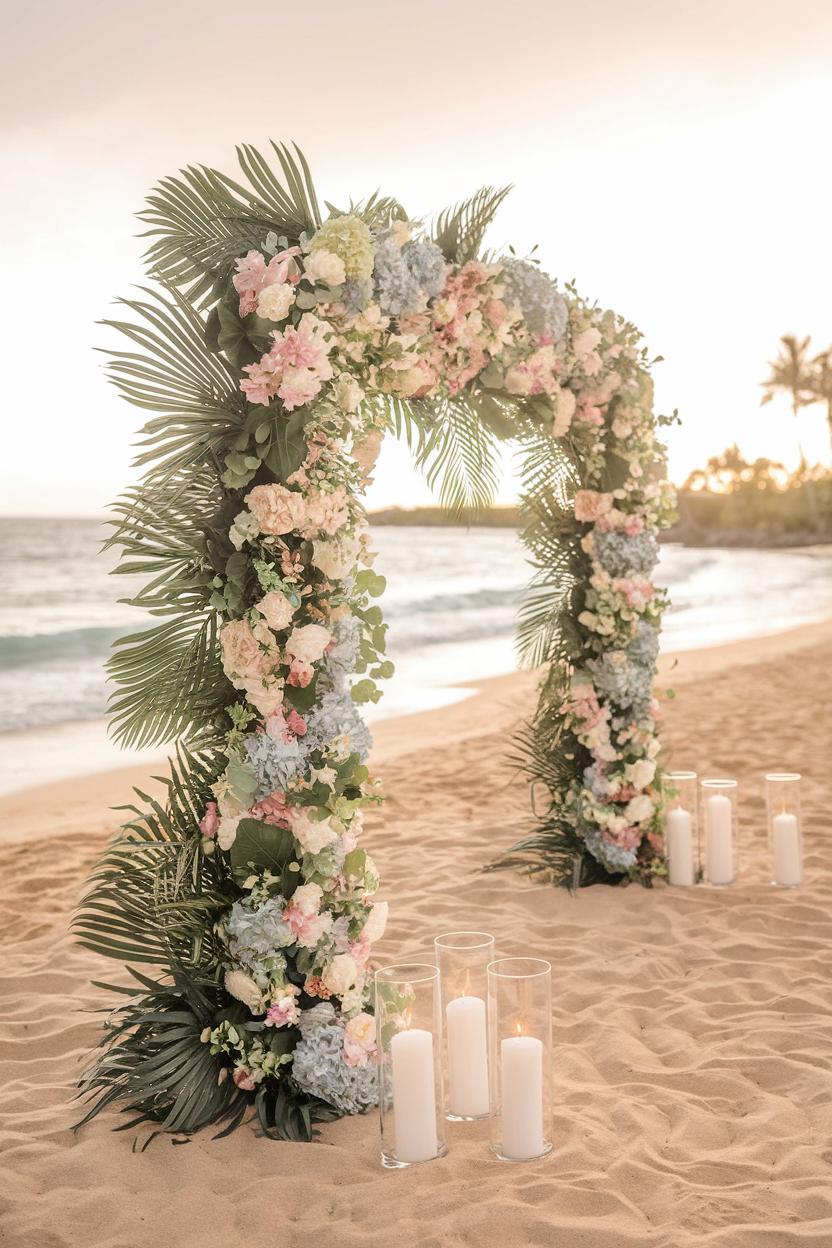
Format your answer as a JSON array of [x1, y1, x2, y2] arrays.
[[515, 1021, 523, 1037]]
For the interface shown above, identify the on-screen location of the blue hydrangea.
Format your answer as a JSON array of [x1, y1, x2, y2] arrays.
[[340, 278, 373, 317], [373, 237, 421, 316], [223, 896, 293, 988], [583, 826, 638, 874], [303, 689, 372, 761], [321, 617, 361, 694], [401, 238, 445, 299], [587, 651, 653, 713], [594, 531, 659, 578], [291, 1003, 378, 1114], [499, 258, 567, 341], [245, 732, 303, 799], [627, 619, 660, 668]]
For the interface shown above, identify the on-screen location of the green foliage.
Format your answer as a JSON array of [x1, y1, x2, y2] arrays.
[[433, 185, 513, 264], [230, 820, 300, 895]]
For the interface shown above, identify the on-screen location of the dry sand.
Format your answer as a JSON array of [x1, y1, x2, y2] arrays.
[[1, 619, 831, 1247]]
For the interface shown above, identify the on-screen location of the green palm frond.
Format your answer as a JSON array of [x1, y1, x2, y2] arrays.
[[102, 285, 245, 485], [433, 185, 512, 264], [141, 142, 321, 307], [107, 609, 229, 750], [415, 395, 503, 514], [74, 745, 228, 968], [77, 970, 247, 1137]]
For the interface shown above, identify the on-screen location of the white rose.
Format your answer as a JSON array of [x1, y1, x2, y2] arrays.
[[229, 510, 260, 551], [292, 811, 338, 856], [331, 373, 365, 414], [217, 813, 242, 851], [291, 882, 323, 917], [257, 282, 296, 322], [285, 623, 332, 664], [552, 386, 577, 438], [312, 533, 362, 581], [625, 759, 656, 790], [625, 794, 655, 824], [303, 248, 346, 287], [224, 969, 263, 1013], [323, 952, 358, 998], [361, 901, 388, 944], [257, 590, 295, 632], [573, 327, 602, 360]]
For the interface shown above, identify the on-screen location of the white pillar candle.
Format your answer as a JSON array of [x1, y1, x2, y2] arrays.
[[666, 808, 695, 886], [500, 1035, 544, 1160], [390, 1028, 438, 1163], [706, 793, 734, 885], [773, 812, 801, 886], [446, 995, 489, 1118]]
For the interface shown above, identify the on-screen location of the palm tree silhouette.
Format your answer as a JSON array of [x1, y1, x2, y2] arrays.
[[810, 346, 832, 457], [761, 335, 818, 527]]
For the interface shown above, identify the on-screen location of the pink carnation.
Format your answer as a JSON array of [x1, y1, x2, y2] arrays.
[[265, 988, 301, 1029], [233, 248, 301, 317], [232, 1067, 257, 1092], [199, 801, 219, 839]]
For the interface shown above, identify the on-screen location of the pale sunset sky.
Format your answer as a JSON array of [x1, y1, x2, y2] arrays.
[[1, 0, 830, 515]]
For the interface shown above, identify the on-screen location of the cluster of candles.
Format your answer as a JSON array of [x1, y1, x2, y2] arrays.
[[665, 771, 803, 888], [375, 937, 552, 1168]]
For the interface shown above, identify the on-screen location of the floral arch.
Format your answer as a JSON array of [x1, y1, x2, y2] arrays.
[[76, 142, 675, 1141]]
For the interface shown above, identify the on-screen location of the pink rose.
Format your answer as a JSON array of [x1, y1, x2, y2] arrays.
[[574, 490, 613, 524], [220, 618, 279, 685], [285, 709, 307, 737], [232, 1067, 258, 1092], [285, 623, 332, 664], [257, 591, 295, 632], [287, 659, 314, 687]]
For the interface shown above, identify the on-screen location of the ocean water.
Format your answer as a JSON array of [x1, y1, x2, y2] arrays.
[[1, 517, 831, 786]]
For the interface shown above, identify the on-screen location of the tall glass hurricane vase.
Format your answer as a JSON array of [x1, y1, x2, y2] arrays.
[[435, 931, 495, 1121], [375, 963, 447, 1169], [487, 957, 553, 1162]]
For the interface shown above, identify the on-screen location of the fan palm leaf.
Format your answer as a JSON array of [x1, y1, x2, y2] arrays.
[[433, 186, 512, 264]]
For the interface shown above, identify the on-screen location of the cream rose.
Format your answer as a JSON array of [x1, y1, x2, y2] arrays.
[[229, 509, 260, 550], [245, 483, 305, 536], [300, 487, 349, 538], [573, 327, 602, 360], [257, 590, 295, 632], [323, 952, 358, 998], [285, 623, 331, 665], [303, 248, 347, 287], [217, 813, 242, 851], [625, 794, 655, 824], [220, 618, 278, 685], [257, 282, 296, 322], [331, 373, 365, 414], [552, 386, 577, 438], [291, 810, 338, 856], [361, 900, 388, 944], [225, 969, 263, 1013], [312, 532, 362, 581], [625, 759, 656, 790], [351, 428, 383, 475]]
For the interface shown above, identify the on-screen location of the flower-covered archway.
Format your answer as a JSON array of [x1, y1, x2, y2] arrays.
[[76, 142, 675, 1142]]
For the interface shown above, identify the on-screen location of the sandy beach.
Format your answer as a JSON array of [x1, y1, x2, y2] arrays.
[[1, 618, 831, 1248]]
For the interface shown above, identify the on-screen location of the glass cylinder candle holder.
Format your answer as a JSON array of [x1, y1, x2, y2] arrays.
[[766, 772, 802, 887], [487, 957, 553, 1162], [664, 770, 699, 886], [434, 931, 495, 1121], [700, 778, 738, 886], [374, 963, 447, 1169]]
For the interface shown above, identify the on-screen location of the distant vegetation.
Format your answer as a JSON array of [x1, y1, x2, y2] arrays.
[[371, 334, 832, 546]]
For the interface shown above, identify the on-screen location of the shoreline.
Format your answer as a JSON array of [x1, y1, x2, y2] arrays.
[[1, 614, 828, 844]]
